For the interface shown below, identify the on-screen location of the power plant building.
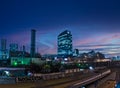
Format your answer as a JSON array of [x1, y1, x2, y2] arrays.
[[9, 43, 18, 52], [57, 30, 73, 56]]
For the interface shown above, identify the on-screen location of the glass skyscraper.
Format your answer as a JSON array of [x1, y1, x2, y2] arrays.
[[57, 30, 72, 55]]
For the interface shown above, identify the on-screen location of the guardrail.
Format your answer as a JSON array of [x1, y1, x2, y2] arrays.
[[15, 68, 96, 82], [16, 76, 42, 83], [16, 68, 84, 82], [69, 69, 111, 88]]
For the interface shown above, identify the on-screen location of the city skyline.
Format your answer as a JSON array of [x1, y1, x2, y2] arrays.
[[0, 0, 120, 56]]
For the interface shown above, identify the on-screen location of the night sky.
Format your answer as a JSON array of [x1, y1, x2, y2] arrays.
[[0, 0, 120, 57]]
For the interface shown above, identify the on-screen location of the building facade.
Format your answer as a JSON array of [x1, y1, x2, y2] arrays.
[[1, 39, 7, 51], [9, 43, 18, 52], [73, 49, 79, 56], [0, 39, 9, 59], [57, 30, 72, 56]]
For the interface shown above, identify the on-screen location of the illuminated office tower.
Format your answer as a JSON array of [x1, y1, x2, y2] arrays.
[[57, 30, 72, 55]]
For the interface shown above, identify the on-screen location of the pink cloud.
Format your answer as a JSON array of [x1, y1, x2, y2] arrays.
[[5, 29, 120, 55], [99, 33, 120, 44], [74, 33, 120, 47]]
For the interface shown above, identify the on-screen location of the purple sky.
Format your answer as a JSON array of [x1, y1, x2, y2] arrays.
[[0, 0, 120, 56]]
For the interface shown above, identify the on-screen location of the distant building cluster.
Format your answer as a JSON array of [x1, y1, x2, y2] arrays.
[[0, 29, 41, 66], [43, 30, 106, 61], [0, 29, 107, 67]]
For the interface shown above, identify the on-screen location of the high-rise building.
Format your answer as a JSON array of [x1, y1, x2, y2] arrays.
[[1, 39, 6, 51], [30, 29, 36, 57], [0, 39, 9, 59], [9, 43, 18, 51], [73, 49, 79, 56], [57, 30, 72, 55]]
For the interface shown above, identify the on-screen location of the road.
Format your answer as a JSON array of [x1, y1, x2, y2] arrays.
[[92, 67, 120, 88], [86, 71, 116, 88], [0, 69, 113, 88], [115, 67, 120, 88], [0, 71, 97, 88]]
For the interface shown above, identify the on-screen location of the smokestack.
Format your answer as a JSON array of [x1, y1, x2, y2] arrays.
[[30, 29, 36, 57], [23, 45, 25, 52], [22, 45, 25, 57]]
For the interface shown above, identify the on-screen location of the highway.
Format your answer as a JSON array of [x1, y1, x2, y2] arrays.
[[0, 70, 96, 88], [68, 69, 111, 88], [99, 80, 116, 88], [85, 71, 116, 88], [0, 68, 115, 88], [115, 67, 120, 88], [0, 69, 107, 88], [93, 67, 120, 88]]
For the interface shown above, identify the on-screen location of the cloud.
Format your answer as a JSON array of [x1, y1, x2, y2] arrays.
[[3, 26, 120, 56], [74, 32, 120, 56]]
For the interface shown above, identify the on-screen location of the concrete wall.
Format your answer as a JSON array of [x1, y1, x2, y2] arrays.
[[0, 77, 16, 84]]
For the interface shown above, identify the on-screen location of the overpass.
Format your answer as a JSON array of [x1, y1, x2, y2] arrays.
[[68, 69, 111, 88]]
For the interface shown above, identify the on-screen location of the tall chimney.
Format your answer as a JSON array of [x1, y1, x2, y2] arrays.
[[30, 29, 36, 57], [22, 45, 25, 57]]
